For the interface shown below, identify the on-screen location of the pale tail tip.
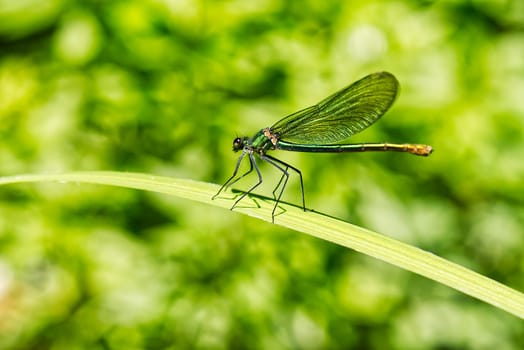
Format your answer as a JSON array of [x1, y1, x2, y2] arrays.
[[415, 145, 433, 157], [411, 144, 433, 156]]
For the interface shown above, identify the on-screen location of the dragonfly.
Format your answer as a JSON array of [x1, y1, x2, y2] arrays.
[[213, 72, 433, 222]]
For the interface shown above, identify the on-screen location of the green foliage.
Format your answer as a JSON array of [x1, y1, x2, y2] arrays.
[[1, 0, 524, 349]]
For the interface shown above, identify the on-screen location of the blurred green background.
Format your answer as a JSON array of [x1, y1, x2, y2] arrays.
[[1, 0, 524, 349]]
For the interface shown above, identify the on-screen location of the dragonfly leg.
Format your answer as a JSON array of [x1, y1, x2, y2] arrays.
[[231, 152, 263, 210], [212, 150, 248, 200], [224, 154, 254, 191], [260, 155, 292, 222], [272, 166, 289, 200], [264, 154, 306, 212]]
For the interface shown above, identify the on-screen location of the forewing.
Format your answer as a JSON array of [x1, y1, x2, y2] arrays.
[[271, 72, 399, 144]]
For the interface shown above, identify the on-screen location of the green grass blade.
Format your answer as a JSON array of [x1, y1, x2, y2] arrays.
[[1, 171, 524, 319]]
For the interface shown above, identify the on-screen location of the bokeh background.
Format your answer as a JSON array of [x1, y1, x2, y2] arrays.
[[1, 0, 524, 349]]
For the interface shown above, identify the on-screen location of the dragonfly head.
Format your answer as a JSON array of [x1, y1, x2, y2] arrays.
[[232, 137, 247, 152]]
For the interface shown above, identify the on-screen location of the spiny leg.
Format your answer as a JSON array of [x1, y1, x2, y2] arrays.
[[260, 155, 290, 222], [272, 165, 289, 200], [224, 154, 254, 191], [212, 150, 247, 200], [264, 154, 306, 212], [231, 152, 263, 210]]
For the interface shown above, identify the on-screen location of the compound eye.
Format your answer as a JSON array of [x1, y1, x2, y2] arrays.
[[232, 137, 243, 151]]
